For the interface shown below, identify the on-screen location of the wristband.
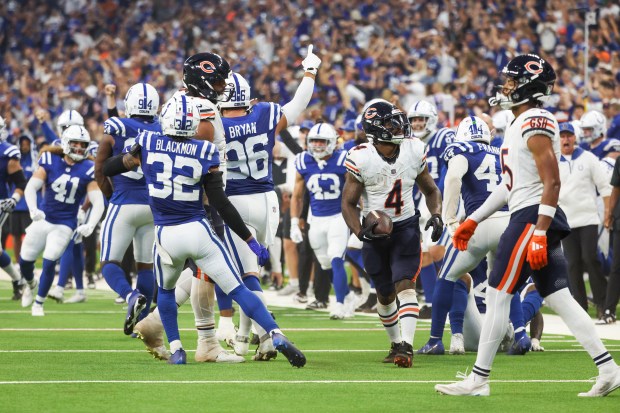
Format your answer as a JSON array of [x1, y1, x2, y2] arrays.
[[305, 68, 318, 75], [291, 217, 300, 226], [538, 204, 556, 218], [533, 229, 546, 237], [11, 193, 21, 203]]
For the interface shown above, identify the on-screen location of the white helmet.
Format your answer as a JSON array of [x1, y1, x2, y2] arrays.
[[57, 110, 84, 135], [219, 72, 252, 110], [407, 100, 438, 140], [580, 110, 606, 143], [491, 110, 514, 135], [124, 83, 159, 117], [159, 94, 200, 138], [0, 115, 6, 142], [571, 120, 584, 143], [307, 123, 338, 160], [456, 116, 492, 144], [61, 125, 91, 161]]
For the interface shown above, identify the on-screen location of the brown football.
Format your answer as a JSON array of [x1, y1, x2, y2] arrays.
[[364, 210, 393, 235]]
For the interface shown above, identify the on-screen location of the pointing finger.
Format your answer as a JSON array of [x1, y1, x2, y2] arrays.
[[307, 44, 313, 55]]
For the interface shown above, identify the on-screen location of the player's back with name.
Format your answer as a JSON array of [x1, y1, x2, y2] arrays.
[[135, 131, 219, 226]]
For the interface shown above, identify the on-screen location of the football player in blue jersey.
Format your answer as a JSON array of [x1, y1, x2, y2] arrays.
[[291, 123, 353, 319], [94, 82, 161, 334], [103, 94, 306, 367], [0, 116, 27, 295], [216, 47, 321, 359], [579, 110, 620, 160], [343, 101, 443, 368], [35, 108, 84, 145], [20, 125, 105, 316], [417, 116, 536, 356], [407, 100, 454, 318]]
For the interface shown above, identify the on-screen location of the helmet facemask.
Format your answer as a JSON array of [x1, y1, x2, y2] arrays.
[[373, 112, 411, 145]]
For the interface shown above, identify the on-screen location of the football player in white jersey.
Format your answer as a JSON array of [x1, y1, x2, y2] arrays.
[[217, 48, 320, 359], [291, 123, 351, 319], [436, 54, 620, 397], [342, 101, 443, 368]]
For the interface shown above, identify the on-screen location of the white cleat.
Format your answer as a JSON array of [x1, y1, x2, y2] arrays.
[[47, 287, 64, 304], [134, 314, 170, 360], [215, 319, 237, 348], [435, 373, 490, 396], [330, 302, 346, 320], [233, 335, 250, 356], [31, 303, 45, 317], [530, 338, 544, 352], [252, 338, 277, 361], [195, 337, 245, 363], [449, 333, 465, 355], [277, 283, 299, 296], [578, 367, 620, 397], [21, 280, 37, 308], [343, 292, 359, 318], [65, 292, 87, 304]]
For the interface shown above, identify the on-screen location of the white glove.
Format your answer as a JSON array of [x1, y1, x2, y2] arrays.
[[290, 217, 304, 244], [301, 44, 321, 75], [77, 208, 87, 225], [30, 208, 45, 222], [74, 223, 96, 238], [531, 338, 544, 352], [446, 220, 460, 237]]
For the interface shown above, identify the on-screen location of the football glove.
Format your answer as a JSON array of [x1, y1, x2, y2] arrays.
[[74, 223, 96, 238], [425, 213, 444, 242], [247, 238, 270, 267], [302, 44, 321, 75], [357, 221, 389, 243], [453, 219, 478, 251], [30, 208, 45, 222], [526, 233, 548, 270], [290, 218, 304, 244], [0, 197, 17, 213]]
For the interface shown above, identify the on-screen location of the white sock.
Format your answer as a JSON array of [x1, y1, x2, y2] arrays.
[[170, 339, 183, 353], [55, 285, 65, 293], [218, 316, 234, 329], [377, 299, 402, 344], [545, 288, 617, 372], [289, 278, 299, 287], [75, 289, 84, 295], [190, 277, 216, 339], [473, 287, 512, 379], [250, 289, 269, 338], [463, 287, 483, 351], [175, 268, 193, 306], [35, 295, 46, 304], [397, 289, 419, 346], [2, 262, 21, 282]]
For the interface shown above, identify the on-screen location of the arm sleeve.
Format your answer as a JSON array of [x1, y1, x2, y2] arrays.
[[7, 170, 27, 191], [85, 190, 105, 227], [469, 182, 509, 223], [41, 122, 58, 144], [281, 76, 315, 125], [279, 128, 303, 155], [203, 171, 252, 241], [25, 177, 44, 211], [107, 107, 119, 118], [442, 154, 468, 226], [102, 153, 131, 176]]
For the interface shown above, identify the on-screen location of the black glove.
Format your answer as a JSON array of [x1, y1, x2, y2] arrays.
[[357, 221, 389, 243], [0, 197, 17, 213], [425, 213, 444, 242]]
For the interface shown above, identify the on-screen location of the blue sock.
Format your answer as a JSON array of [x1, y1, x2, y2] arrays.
[[347, 249, 364, 269], [72, 242, 84, 290], [215, 283, 233, 312], [521, 290, 544, 323], [331, 257, 349, 303], [19, 258, 35, 282], [158, 287, 180, 343], [102, 262, 133, 298], [509, 293, 527, 341], [136, 269, 155, 319], [229, 284, 278, 333], [37, 259, 57, 298], [58, 241, 74, 288], [429, 278, 455, 343], [420, 264, 437, 303], [0, 251, 11, 267], [243, 275, 262, 292], [449, 279, 468, 335]]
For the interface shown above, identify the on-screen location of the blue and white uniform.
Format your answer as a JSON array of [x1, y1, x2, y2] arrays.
[[21, 153, 94, 262], [295, 148, 349, 270], [222, 102, 281, 275], [580, 138, 620, 160], [0, 141, 20, 251], [100, 117, 161, 264]]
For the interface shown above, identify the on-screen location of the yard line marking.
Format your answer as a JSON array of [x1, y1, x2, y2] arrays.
[[0, 379, 596, 385], [0, 328, 389, 332], [0, 349, 615, 354]]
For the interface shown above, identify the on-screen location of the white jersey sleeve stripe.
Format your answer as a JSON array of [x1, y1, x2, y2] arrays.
[[207, 142, 216, 160], [200, 140, 208, 159], [337, 150, 347, 166]]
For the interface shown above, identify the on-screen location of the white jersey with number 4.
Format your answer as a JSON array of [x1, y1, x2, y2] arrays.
[[500, 107, 559, 213], [345, 139, 426, 222]]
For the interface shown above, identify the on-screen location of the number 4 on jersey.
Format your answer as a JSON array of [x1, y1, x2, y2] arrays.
[[384, 179, 403, 215]]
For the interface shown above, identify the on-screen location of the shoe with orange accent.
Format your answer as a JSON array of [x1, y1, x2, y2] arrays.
[[394, 342, 414, 368], [383, 342, 400, 363]]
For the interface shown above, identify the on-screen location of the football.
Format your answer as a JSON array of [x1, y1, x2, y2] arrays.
[[364, 210, 393, 235]]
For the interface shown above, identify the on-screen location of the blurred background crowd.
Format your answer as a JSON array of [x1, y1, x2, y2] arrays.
[[1, 0, 620, 147]]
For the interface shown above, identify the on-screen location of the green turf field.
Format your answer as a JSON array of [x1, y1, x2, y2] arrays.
[[1, 281, 618, 413]]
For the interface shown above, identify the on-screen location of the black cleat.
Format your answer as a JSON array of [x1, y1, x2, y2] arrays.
[[272, 333, 306, 368], [383, 342, 400, 363], [394, 341, 413, 368], [124, 291, 147, 335]]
